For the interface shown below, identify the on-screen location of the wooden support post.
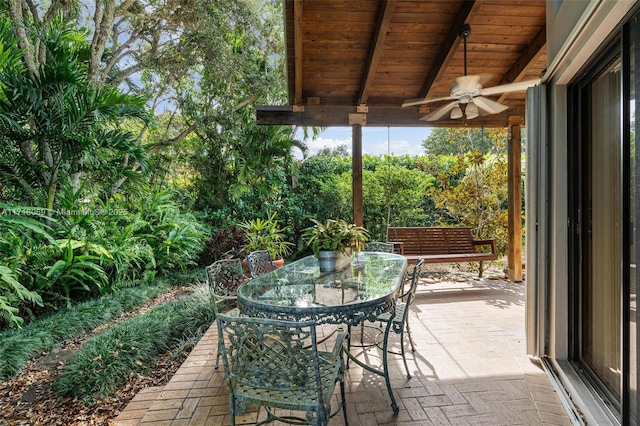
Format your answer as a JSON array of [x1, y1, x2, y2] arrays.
[[508, 117, 523, 282], [352, 124, 363, 227]]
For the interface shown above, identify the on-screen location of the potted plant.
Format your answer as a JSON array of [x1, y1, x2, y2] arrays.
[[302, 218, 368, 272], [239, 212, 294, 270]]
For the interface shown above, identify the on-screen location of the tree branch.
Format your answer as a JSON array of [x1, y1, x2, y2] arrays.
[[108, 63, 145, 85], [147, 121, 199, 154], [115, 0, 137, 14], [24, 0, 40, 24], [101, 30, 140, 83], [41, 0, 64, 26]]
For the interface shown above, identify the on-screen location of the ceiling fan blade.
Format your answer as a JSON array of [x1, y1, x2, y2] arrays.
[[479, 78, 540, 96], [420, 101, 458, 121], [402, 95, 455, 108], [473, 96, 509, 115], [455, 75, 482, 91]]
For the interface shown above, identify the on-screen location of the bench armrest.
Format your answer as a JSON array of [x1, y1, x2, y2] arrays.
[[473, 239, 496, 254], [389, 241, 404, 255]]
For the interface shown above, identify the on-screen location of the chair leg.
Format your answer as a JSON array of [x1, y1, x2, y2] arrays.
[[400, 330, 411, 379], [215, 351, 221, 369], [406, 319, 416, 352], [340, 374, 349, 426], [382, 321, 399, 415], [229, 395, 236, 426], [346, 324, 352, 369]]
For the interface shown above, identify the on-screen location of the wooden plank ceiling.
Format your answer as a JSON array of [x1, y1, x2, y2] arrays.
[[257, 0, 546, 128]]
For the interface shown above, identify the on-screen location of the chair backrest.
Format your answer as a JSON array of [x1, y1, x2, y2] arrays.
[[216, 313, 325, 404], [364, 241, 395, 253], [205, 258, 246, 298], [246, 250, 276, 278], [400, 258, 424, 309]]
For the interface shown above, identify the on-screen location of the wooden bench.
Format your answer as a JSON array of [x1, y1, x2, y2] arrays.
[[386, 227, 498, 277]]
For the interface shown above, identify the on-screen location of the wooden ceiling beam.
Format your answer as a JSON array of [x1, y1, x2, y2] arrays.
[[294, 0, 303, 105], [417, 1, 481, 100], [256, 104, 524, 128], [497, 25, 546, 103], [358, 0, 396, 105]]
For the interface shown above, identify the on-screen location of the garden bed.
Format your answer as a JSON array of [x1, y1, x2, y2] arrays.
[[0, 284, 209, 426]]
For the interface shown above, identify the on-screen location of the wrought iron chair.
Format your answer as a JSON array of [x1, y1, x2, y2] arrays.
[[246, 250, 277, 278], [205, 258, 248, 368], [216, 313, 349, 426], [344, 259, 424, 414], [364, 241, 395, 253], [378, 258, 425, 379]]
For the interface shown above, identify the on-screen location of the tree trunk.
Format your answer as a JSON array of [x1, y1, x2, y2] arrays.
[[7, 0, 39, 77]]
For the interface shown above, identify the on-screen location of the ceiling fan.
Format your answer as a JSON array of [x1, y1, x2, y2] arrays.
[[401, 24, 540, 121]]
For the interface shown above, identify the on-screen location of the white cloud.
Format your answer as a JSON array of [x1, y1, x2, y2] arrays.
[[295, 136, 351, 159], [293, 127, 428, 159], [367, 138, 417, 156]]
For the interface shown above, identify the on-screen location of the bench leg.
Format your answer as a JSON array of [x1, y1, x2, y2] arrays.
[[478, 261, 484, 278]]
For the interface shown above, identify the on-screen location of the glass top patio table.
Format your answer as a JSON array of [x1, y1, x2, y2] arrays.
[[237, 252, 407, 325]]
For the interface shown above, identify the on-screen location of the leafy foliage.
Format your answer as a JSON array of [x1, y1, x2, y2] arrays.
[[422, 128, 498, 156], [199, 226, 247, 266], [46, 239, 110, 303], [0, 205, 56, 327], [0, 15, 150, 209], [427, 129, 512, 253], [239, 212, 294, 259], [303, 218, 369, 256], [135, 188, 209, 272]]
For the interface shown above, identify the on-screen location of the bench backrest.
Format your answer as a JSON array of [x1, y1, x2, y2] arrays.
[[386, 227, 475, 255]]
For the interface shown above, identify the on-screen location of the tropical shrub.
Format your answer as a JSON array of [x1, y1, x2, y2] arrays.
[[239, 212, 294, 260], [45, 239, 111, 302], [0, 16, 150, 210], [136, 188, 208, 272], [199, 225, 246, 266], [0, 205, 56, 327]]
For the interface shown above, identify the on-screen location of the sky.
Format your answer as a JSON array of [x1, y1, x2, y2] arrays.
[[293, 127, 433, 159]]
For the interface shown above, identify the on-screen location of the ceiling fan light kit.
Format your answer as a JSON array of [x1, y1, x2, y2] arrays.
[[402, 24, 540, 122], [464, 99, 479, 119], [450, 103, 463, 119]]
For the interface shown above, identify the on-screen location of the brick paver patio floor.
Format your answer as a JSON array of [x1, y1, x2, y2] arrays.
[[111, 277, 572, 425]]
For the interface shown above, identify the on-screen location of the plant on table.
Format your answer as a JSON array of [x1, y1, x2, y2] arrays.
[[302, 218, 369, 257]]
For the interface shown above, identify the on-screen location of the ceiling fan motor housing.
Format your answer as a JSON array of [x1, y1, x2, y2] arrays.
[[450, 85, 481, 103]]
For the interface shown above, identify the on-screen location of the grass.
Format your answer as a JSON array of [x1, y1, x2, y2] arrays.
[[0, 284, 170, 380], [53, 284, 215, 400]]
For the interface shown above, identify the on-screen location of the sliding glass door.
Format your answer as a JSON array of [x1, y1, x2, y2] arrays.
[[629, 13, 638, 424], [581, 55, 622, 407], [570, 11, 639, 423]]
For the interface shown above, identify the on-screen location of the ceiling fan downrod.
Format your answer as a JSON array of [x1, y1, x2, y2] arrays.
[[459, 24, 471, 77]]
